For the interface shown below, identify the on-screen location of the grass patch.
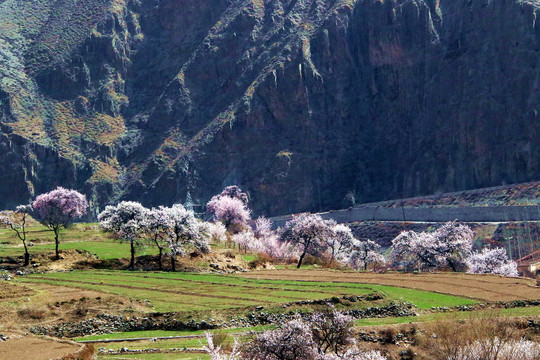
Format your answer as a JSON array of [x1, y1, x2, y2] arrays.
[[242, 254, 256, 262], [75, 325, 271, 341], [0, 223, 101, 245], [0, 224, 157, 260], [99, 354, 209, 360]]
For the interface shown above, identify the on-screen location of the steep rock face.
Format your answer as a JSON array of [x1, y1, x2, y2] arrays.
[[0, 0, 538, 216]]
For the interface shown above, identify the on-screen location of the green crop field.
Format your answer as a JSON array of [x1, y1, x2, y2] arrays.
[[18, 270, 477, 313]]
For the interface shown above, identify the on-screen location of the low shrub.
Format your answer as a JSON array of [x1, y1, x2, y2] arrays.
[[17, 307, 47, 320]]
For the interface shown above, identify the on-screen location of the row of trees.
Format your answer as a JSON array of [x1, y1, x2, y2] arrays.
[[206, 187, 517, 276], [0, 185, 249, 270], [98, 202, 211, 270], [390, 222, 519, 277], [217, 212, 385, 270], [226, 205, 517, 276], [95, 185, 256, 270], [0, 185, 519, 277]]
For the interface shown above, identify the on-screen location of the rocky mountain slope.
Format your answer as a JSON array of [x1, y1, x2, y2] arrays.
[[0, 0, 539, 216]]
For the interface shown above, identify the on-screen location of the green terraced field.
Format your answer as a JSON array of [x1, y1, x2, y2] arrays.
[[19, 270, 477, 313]]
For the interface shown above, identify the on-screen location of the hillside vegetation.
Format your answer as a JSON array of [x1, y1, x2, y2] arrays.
[[0, 0, 539, 216]]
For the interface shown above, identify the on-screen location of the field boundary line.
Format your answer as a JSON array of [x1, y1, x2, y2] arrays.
[[22, 276, 276, 304], [90, 271, 372, 297], [238, 271, 518, 302], [78, 331, 263, 343], [239, 270, 539, 301]]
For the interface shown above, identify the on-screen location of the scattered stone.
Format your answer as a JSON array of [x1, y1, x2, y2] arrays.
[[28, 301, 417, 338]]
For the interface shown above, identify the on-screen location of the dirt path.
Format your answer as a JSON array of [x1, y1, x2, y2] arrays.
[[239, 270, 540, 301]]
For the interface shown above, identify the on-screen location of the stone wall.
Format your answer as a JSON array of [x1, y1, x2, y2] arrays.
[[268, 206, 540, 228]]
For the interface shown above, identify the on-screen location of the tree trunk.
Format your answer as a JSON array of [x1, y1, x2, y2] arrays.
[[447, 258, 458, 272], [54, 229, 60, 260], [297, 252, 307, 268], [364, 250, 368, 270], [158, 247, 163, 271], [23, 242, 29, 266], [22, 214, 29, 266], [171, 254, 176, 272], [130, 241, 135, 268]]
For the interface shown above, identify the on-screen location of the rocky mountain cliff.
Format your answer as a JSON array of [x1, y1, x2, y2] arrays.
[[0, 0, 539, 216]]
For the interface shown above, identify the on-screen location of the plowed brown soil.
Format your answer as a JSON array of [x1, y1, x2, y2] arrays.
[[0, 281, 34, 300], [0, 335, 80, 360], [240, 270, 539, 301]]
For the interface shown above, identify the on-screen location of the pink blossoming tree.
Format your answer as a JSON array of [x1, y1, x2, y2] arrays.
[[161, 204, 210, 271], [348, 239, 386, 270], [391, 221, 473, 272], [206, 221, 228, 243], [141, 207, 172, 270], [325, 223, 356, 263], [466, 247, 519, 277], [202, 331, 241, 360], [242, 316, 317, 360], [281, 213, 334, 268], [98, 201, 147, 268], [241, 312, 387, 360], [33, 187, 88, 260], [207, 185, 249, 209], [207, 196, 251, 232]]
